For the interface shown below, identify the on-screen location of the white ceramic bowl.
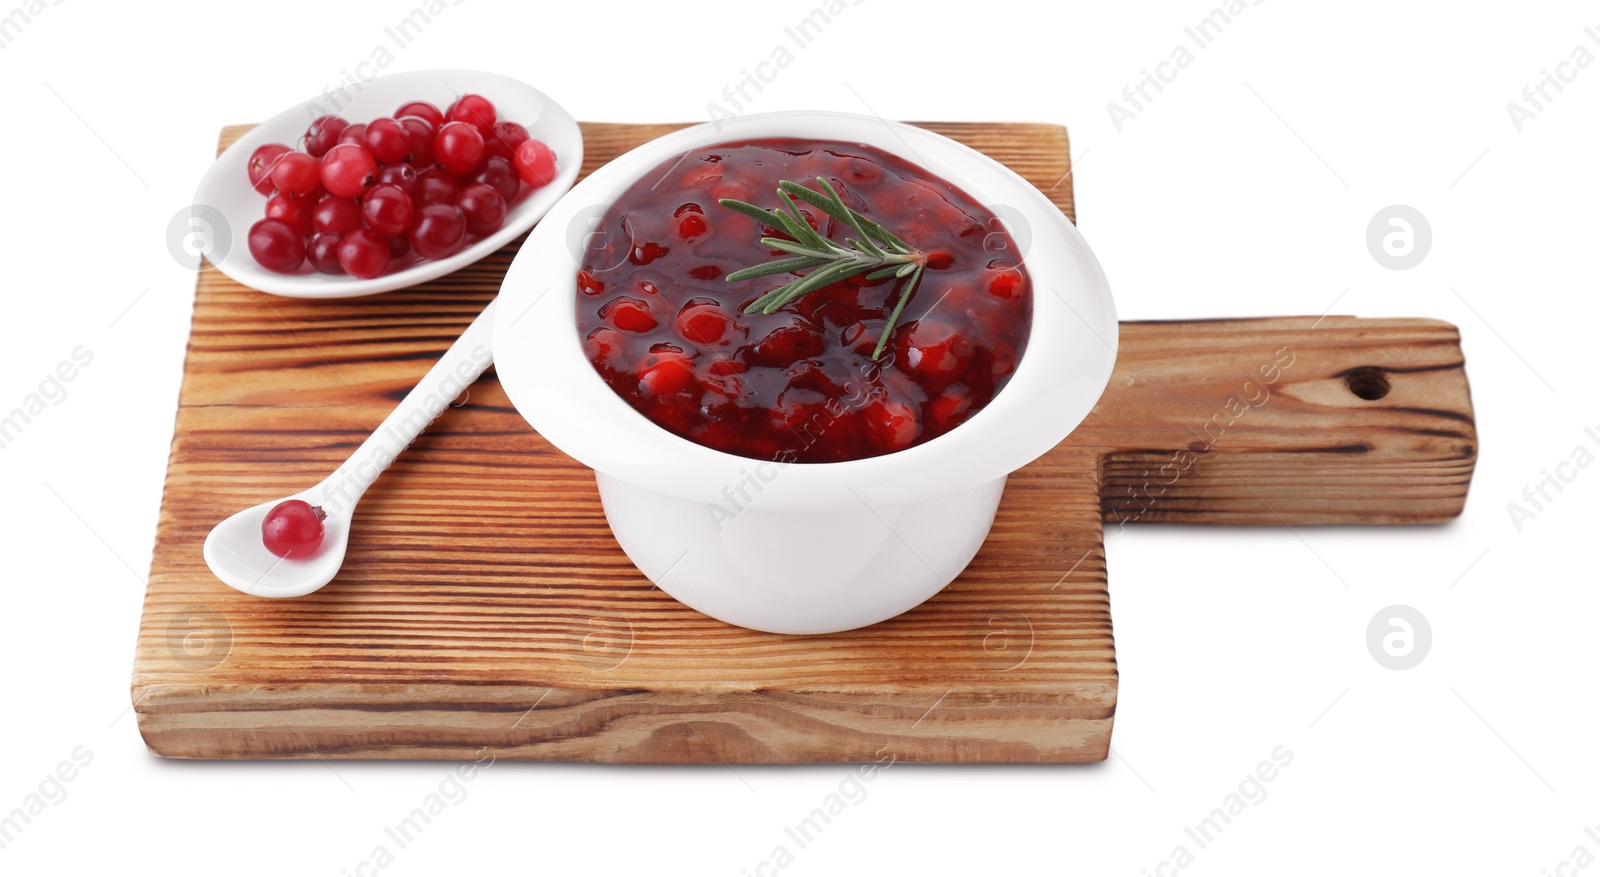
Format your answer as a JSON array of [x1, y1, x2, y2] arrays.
[[191, 69, 582, 298], [495, 111, 1116, 634]]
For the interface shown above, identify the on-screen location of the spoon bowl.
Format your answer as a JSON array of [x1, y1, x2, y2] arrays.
[[203, 493, 353, 598], [202, 300, 498, 597]]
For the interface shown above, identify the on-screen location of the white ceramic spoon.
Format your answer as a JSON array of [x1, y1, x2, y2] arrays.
[[203, 300, 497, 597]]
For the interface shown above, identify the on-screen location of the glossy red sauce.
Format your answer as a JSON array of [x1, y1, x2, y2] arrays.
[[576, 138, 1032, 463]]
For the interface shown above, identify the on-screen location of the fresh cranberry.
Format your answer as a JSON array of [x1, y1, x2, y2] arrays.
[[397, 116, 435, 167], [247, 218, 305, 274], [395, 100, 444, 129], [446, 93, 497, 135], [337, 123, 367, 146], [361, 117, 410, 164], [337, 228, 390, 279], [311, 195, 363, 235], [247, 143, 291, 195], [264, 192, 315, 236], [408, 203, 467, 259], [320, 143, 377, 198], [261, 499, 326, 558], [513, 139, 558, 187], [414, 167, 462, 207], [362, 184, 414, 237], [469, 156, 520, 202], [456, 183, 506, 235], [485, 121, 530, 161], [375, 162, 417, 193], [307, 233, 344, 274], [269, 151, 320, 196], [303, 116, 348, 158], [435, 121, 486, 176]]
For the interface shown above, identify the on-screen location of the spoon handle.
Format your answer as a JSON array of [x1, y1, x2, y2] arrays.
[[313, 299, 498, 518]]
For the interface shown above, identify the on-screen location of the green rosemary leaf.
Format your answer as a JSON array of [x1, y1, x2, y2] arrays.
[[815, 177, 886, 257], [843, 237, 885, 261], [773, 195, 832, 252], [760, 237, 838, 260], [725, 255, 830, 282], [872, 263, 924, 361], [718, 198, 785, 228], [759, 259, 865, 312], [780, 179, 907, 253], [778, 181, 858, 233], [745, 277, 806, 314], [722, 178, 932, 357]]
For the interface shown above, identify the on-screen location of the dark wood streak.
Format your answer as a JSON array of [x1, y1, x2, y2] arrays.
[[1334, 362, 1467, 376]]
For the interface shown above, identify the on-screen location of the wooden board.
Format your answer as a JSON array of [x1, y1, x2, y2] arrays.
[[130, 122, 1476, 763]]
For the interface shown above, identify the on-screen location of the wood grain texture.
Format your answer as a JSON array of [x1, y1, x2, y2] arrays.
[[131, 122, 1473, 763]]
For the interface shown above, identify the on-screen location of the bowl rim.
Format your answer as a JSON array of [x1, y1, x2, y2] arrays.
[[494, 110, 1117, 509], [193, 68, 583, 298]]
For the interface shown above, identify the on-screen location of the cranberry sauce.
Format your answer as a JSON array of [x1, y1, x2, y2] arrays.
[[576, 138, 1032, 464]]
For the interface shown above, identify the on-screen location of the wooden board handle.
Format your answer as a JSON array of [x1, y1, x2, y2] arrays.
[[1067, 316, 1477, 525]]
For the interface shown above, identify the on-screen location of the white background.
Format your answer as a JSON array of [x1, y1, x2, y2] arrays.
[[2, 0, 1596, 874]]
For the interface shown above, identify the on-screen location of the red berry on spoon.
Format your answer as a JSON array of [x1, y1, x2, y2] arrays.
[[261, 499, 326, 559]]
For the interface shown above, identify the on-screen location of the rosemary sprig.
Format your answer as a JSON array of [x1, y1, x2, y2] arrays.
[[720, 177, 926, 361]]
